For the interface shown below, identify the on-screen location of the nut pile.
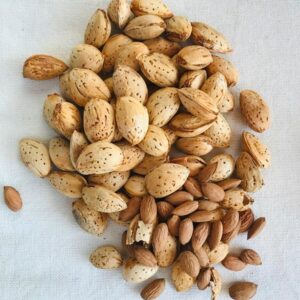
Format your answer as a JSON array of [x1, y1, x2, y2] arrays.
[[19, 0, 271, 299]]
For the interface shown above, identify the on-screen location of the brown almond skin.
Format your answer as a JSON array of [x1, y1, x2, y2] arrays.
[[189, 210, 222, 223], [239, 209, 254, 233], [172, 201, 198, 216], [191, 222, 210, 251], [152, 223, 169, 253], [184, 177, 202, 198], [201, 182, 225, 202], [222, 219, 241, 243], [198, 200, 219, 211], [3, 186, 23, 212], [179, 218, 193, 245], [197, 268, 211, 290], [197, 162, 218, 182], [167, 215, 181, 236], [222, 255, 247, 271], [140, 195, 157, 224], [240, 249, 262, 265], [193, 246, 209, 267], [229, 282, 258, 300], [119, 197, 141, 222], [141, 278, 166, 300], [217, 178, 242, 190], [247, 217, 266, 240], [165, 191, 194, 206], [157, 201, 174, 219], [179, 251, 200, 277], [208, 220, 223, 250], [222, 208, 240, 234], [134, 247, 157, 267]]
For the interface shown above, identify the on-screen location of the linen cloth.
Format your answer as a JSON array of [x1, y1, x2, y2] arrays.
[[0, 0, 300, 299]]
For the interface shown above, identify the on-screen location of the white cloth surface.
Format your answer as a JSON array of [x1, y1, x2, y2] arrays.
[[0, 0, 300, 299]]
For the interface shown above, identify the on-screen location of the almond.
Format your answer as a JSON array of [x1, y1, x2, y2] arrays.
[[221, 188, 254, 211], [119, 197, 141, 222], [90, 246, 122, 269], [229, 282, 258, 300], [189, 209, 224, 223], [144, 37, 181, 57], [197, 162, 218, 183], [176, 135, 214, 156], [222, 255, 246, 271], [165, 16, 192, 42], [208, 241, 229, 264], [222, 208, 240, 234], [3, 186, 22, 212], [191, 222, 210, 251], [193, 246, 209, 267], [197, 268, 211, 290], [141, 278, 166, 300], [201, 182, 225, 202], [154, 233, 177, 267], [23, 54, 68, 80], [152, 223, 168, 253], [131, 0, 173, 19], [239, 209, 254, 233], [140, 195, 157, 224], [172, 201, 198, 216], [165, 190, 194, 206], [171, 260, 194, 292], [240, 249, 262, 265], [69, 131, 89, 168], [179, 69, 207, 89], [167, 215, 180, 236], [218, 89, 235, 113], [157, 201, 174, 219], [133, 153, 168, 175], [208, 220, 223, 250], [124, 175, 147, 197], [183, 177, 203, 198], [179, 251, 200, 277], [108, 0, 132, 29], [222, 219, 241, 244], [134, 247, 157, 267], [178, 218, 193, 245], [217, 178, 241, 190], [247, 217, 266, 240], [198, 200, 220, 211]]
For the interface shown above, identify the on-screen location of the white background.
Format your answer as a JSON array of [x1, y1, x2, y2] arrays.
[[0, 0, 300, 299]]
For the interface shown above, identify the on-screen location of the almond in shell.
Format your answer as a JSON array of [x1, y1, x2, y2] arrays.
[[179, 69, 207, 89], [209, 153, 235, 182], [221, 188, 254, 211], [171, 155, 206, 177], [124, 175, 147, 197], [208, 241, 229, 265], [108, 0, 132, 29], [154, 233, 177, 267], [131, 0, 173, 19], [176, 135, 213, 156], [218, 89, 235, 113], [90, 246, 122, 269], [144, 37, 181, 57], [171, 260, 195, 292], [133, 153, 168, 175], [69, 130, 88, 169], [165, 16, 192, 42]]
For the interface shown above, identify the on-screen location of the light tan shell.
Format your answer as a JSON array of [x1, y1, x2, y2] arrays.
[[72, 199, 108, 236], [123, 258, 159, 283], [210, 268, 222, 300], [113, 65, 148, 104], [110, 98, 124, 142], [209, 153, 235, 182], [69, 131, 88, 169], [90, 246, 122, 269], [83, 98, 115, 143], [70, 44, 104, 73], [176, 46, 212, 70], [204, 114, 231, 147], [124, 175, 147, 196], [124, 15, 166, 40], [179, 69, 207, 89], [133, 154, 169, 175], [88, 171, 130, 192], [218, 89, 235, 113], [76, 141, 124, 175], [236, 152, 264, 192], [138, 125, 169, 156], [67, 68, 111, 106], [115, 42, 149, 71], [165, 16, 192, 42], [201, 72, 228, 105], [135, 217, 156, 244], [108, 0, 132, 29], [144, 37, 181, 57], [84, 9, 111, 48], [131, 0, 173, 19], [104, 77, 114, 96], [242, 131, 271, 168], [162, 127, 178, 147], [43, 93, 82, 139], [154, 233, 177, 267], [178, 88, 218, 120], [240, 90, 271, 133], [109, 193, 130, 226], [59, 72, 72, 99], [146, 88, 180, 127], [102, 34, 132, 73], [221, 188, 254, 211], [138, 52, 178, 87], [49, 137, 74, 171], [48, 171, 87, 198], [171, 260, 194, 292], [82, 185, 127, 213], [176, 135, 213, 156], [208, 241, 229, 264], [19, 138, 51, 178], [145, 163, 189, 198], [207, 55, 239, 87], [116, 96, 149, 145], [171, 155, 206, 177], [191, 22, 232, 53]]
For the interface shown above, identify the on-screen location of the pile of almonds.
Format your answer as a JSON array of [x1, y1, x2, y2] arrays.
[[13, 0, 271, 299]]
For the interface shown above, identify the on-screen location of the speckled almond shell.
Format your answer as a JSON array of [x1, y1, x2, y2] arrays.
[[49, 137, 74, 171], [218, 89, 235, 113], [240, 90, 271, 133], [209, 153, 235, 182], [76, 141, 124, 175], [138, 52, 178, 87], [90, 246, 122, 269], [154, 234, 177, 267], [144, 37, 181, 57], [176, 135, 213, 156], [171, 260, 195, 292], [206, 55, 239, 87], [145, 163, 190, 198], [104, 77, 114, 95], [221, 188, 254, 211], [179, 69, 207, 89], [208, 241, 229, 264], [84, 9, 111, 48], [191, 22, 232, 53], [123, 258, 159, 283], [204, 113, 231, 147], [162, 127, 178, 147], [138, 125, 169, 156], [133, 154, 169, 175], [108, 0, 131, 29], [131, 0, 173, 19], [115, 96, 149, 145], [72, 199, 108, 236], [88, 171, 130, 192], [110, 98, 124, 142], [210, 268, 222, 299], [82, 185, 127, 213], [113, 65, 148, 104], [83, 98, 115, 143], [242, 131, 271, 168], [146, 87, 180, 127], [47, 171, 87, 198], [165, 16, 192, 42], [102, 34, 132, 73], [69, 130, 89, 169], [68, 68, 111, 106], [176, 46, 212, 71], [236, 152, 264, 192], [201, 72, 228, 105], [124, 175, 147, 196]]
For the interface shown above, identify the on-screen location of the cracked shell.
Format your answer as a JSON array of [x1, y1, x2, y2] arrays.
[[90, 246, 122, 269], [131, 0, 173, 19], [221, 188, 254, 211], [209, 153, 235, 182], [179, 69, 207, 89], [176, 135, 213, 156]]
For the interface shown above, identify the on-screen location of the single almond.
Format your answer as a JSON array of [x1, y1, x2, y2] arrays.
[[140, 195, 157, 224], [3, 186, 23, 212], [197, 268, 211, 290], [119, 197, 141, 222], [222, 208, 240, 234], [167, 215, 181, 237], [191, 222, 210, 251], [201, 182, 225, 202], [239, 209, 255, 233], [152, 223, 169, 253], [247, 217, 266, 240], [198, 200, 219, 211], [222, 255, 246, 271], [157, 201, 174, 219], [189, 209, 223, 223], [229, 282, 258, 300], [179, 251, 200, 277], [179, 218, 193, 245], [240, 249, 262, 265], [208, 220, 223, 250], [134, 247, 157, 267], [183, 177, 203, 198], [172, 201, 198, 216], [166, 191, 194, 206], [217, 178, 241, 190], [193, 246, 209, 267], [222, 219, 241, 243], [197, 162, 218, 182], [141, 278, 166, 300]]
